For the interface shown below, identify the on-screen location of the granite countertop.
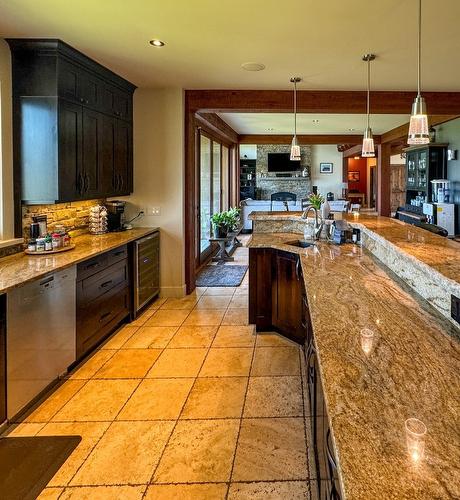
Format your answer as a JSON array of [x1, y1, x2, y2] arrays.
[[0, 227, 158, 294], [248, 211, 460, 286], [248, 233, 460, 499]]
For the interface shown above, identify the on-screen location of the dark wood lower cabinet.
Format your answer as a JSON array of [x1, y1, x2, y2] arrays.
[[249, 247, 304, 343], [76, 245, 130, 360], [249, 246, 341, 498]]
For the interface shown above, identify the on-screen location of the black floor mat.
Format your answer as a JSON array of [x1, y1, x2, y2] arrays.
[[0, 435, 81, 500], [196, 265, 248, 287]]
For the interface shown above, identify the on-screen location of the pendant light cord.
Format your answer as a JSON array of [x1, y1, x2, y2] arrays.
[[293, 79, 297, 136], [367, 57, 371, 129], [417, 0, 422, 97]]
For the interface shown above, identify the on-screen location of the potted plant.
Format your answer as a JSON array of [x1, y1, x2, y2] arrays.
[[211, 212, 229, 238], [226, 207, 241, 232], [307, 192, 325, 210]]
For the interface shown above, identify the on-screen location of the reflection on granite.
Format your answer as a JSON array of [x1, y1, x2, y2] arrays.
[[0, 228, 158, 293], [248, 211, 460, 325], [248, 232, 460, 500]]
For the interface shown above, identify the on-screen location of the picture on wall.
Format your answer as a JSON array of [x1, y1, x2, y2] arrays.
[[348, 171, 360, 182], [320, 162, 333, 174]]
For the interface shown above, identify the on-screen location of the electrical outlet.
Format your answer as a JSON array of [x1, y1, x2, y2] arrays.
[[148, 206, 161, 216]]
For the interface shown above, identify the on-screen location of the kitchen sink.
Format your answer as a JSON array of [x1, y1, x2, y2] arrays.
[[285, 240, 315, 248]]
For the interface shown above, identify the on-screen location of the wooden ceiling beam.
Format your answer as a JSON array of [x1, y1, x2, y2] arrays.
[[195, 112, 238, 143], [186, 90, 460, 115], [381, 115, 459, 144], [238, 134, 381, 145]]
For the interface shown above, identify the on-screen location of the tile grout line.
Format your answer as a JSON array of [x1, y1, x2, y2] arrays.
[[141, 289, 232, 497], [55, 296, 182, 495], [225, 306, 256, 499]]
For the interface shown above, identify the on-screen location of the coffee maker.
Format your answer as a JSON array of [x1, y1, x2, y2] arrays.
[[106, 200, 126, 232]]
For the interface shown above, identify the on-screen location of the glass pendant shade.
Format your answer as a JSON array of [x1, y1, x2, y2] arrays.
[[362, 127, 375, 157], [408, 96, 429, 145], [290, 136, 301, 161]]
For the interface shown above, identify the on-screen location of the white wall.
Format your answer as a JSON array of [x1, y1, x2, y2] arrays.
[[310, 145, 343, 198], [239, 144, 257, 159], [0, 39, 15, 241], [119, 88, 185, 297]]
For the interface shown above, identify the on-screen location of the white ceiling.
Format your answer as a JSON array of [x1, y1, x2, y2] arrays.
[[219, 113, 409, 135], [0, 0, 460, 90]]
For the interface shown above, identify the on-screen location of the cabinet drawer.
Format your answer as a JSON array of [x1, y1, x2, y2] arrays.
[[78, 259, 128, 306], [107, 245, 128, 267], [76, 283, 129, 359], [77, 245, 127, 281], [77, 253, 109, 281]]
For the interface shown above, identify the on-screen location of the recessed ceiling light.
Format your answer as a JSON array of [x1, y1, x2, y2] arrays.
[[241, 62, 265, 71], [267, 127, 275, 131], [349, 128, 355, 131], [312, 119, 319, 124], [149, 39, 165, 47]]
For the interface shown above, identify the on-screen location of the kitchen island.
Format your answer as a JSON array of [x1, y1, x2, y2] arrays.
[[248, 222, 460, 499]]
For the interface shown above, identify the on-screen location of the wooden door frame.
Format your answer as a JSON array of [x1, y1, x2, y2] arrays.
[[184, 89, 460, 293]]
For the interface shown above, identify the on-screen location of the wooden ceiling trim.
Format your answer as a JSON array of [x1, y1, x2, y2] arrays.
[[195, 112, 238, 143], [238, 134, 381, 145], [186, 90, 460, 115]]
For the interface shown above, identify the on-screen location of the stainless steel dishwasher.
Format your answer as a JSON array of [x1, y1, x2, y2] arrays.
[[7, 266, 76, 419]]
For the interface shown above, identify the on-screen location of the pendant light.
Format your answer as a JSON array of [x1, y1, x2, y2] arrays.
[[408, 0, 429, 145], [290, 77, 302, 161], [362, 54, 376, 158]]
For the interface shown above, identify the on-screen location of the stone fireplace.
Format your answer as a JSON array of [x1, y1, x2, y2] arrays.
[[255, 144, 312, 200]]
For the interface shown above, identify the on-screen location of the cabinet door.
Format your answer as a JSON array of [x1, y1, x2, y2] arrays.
[[58, 59, 80, 103], [406, 151, 418, 189], [273, 251, 304, 342], [248, 248, 273, 329], [114, 120, 133, 195], [81, 108, 104, 198], [58, 100, 83, 201], [101, 84, 132, 121], [101, 115, 116, 196]]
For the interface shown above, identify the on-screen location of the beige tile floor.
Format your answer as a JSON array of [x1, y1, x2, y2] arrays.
[[3, 242, 315, 499]]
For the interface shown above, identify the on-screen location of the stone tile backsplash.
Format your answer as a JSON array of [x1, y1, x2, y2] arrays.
[[22, 199, 105, 240]]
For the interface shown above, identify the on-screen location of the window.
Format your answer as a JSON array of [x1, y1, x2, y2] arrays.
[[197, 131, 232, 262]]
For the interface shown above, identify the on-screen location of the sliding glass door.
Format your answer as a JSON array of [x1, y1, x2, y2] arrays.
[[197, 132, 232, 263]]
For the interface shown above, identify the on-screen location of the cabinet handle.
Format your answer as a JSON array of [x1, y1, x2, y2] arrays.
[[85, 174, 90, 193], [295, 259, 301, 281], [100, 280, 113, 288], [119, 175, 124, 191], [78, 173, 84, 194], [113, 250, 125, 256], [80, 97, 85, 103], [86, 262, 100, 269], [99, 311, 112, 322]]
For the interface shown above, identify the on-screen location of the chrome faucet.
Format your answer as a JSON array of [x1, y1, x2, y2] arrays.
[[301, 205, 323, 240]]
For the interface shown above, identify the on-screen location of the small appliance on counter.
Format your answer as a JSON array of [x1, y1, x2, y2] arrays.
[[431, 179, 451, 203], [423, 202, 458, 237], [106, 200, 126, 232]]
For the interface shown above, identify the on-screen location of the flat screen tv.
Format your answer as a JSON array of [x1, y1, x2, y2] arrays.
[[267, 153, 301, 172]]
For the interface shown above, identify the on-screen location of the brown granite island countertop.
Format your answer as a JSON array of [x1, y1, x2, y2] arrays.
[[248, 233, 460, 499], [0, 227, 158, 294]]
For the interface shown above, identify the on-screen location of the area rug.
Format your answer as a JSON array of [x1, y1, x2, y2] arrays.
[[196, 265, 248, 287], [0, 435, 81, 500]]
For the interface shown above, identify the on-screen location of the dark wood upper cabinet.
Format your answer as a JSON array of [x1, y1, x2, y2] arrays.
[[7, 38, 136, 205]]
